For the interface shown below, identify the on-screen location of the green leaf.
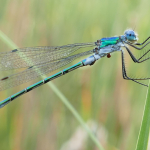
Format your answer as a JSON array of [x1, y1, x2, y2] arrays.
[[135, 81, 150, 150]]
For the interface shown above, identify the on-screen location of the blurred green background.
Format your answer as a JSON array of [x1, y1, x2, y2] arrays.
[[0, 0, 150, 150]]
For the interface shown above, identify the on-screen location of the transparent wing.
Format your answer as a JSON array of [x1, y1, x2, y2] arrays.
[[0, 43, 95, 70], [0, 50, 93, 91]]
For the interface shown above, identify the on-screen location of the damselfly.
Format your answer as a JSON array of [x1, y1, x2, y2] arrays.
[[0, 29, 150, 108]]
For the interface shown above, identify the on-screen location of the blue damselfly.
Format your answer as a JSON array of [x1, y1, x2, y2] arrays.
[[0, 29, 150, 108]]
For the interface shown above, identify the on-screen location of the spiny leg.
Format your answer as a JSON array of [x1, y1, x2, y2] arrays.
[[126, 36, 150, 47], [124, 46, 150, 63], [121, 50, 148, 87], [125, 41, 150, 50], [135, 37, 150, 45]]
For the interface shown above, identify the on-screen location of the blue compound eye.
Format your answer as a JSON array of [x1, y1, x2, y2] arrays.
[[124, 29, 138, 41]]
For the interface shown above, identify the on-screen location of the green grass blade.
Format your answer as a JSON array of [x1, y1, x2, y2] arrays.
[[135, 81, 150, 150], [0, 30, 18, 49], [0, 30, 104, 150]]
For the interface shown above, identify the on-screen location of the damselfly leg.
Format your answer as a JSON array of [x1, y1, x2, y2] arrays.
[[124, 46, 150, 63], [125, 41, 150, 50], [121, 37, 150, 86], [135, 37, 150, 45], [121, 50, 149, 87]]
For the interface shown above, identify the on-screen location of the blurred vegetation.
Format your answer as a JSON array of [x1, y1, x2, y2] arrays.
[[0, 0, 150, 150]]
